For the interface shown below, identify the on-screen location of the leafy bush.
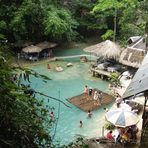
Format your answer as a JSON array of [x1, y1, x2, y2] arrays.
[[101, 29, 114, 40], [109, 72, 120, 87], [104, 122, 115, 130]]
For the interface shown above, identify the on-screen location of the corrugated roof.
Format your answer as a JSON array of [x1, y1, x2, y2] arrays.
[[122, 52, 148, 99], [128, 36, 141, 43]]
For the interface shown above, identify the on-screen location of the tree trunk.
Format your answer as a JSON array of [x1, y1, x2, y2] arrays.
[[145, 22, 148, 51], [113, 9, 117, 42]]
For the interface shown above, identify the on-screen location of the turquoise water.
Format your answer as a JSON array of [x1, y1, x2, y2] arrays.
[[29, 48, 113, 145]]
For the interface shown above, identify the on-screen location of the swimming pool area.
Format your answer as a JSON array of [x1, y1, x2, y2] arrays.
[[28, 48, 114, 145]]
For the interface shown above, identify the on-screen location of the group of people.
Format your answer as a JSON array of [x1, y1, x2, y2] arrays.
[[79, 110, 93, 128], [83, 85, 103, 105], [47, 63, 64, 72], [105, 125, 138, 146]]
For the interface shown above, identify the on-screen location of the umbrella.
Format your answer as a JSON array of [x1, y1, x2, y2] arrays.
[[120, 103, 132, 111], [84, 40, 121, 60], [105, 108, 139, 127], [22, 45, 42, 53]]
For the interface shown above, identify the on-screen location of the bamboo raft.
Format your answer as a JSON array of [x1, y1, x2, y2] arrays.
[[68, 89, 115, 112]]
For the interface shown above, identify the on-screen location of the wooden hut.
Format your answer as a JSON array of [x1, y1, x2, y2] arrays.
[[119, 37, 146, 68], [22, 45, 42, 61], [35, 41, 57, 50], [22, 41, 57, 61], [84, 40, 122, 79], [35, 41, 57, 58]]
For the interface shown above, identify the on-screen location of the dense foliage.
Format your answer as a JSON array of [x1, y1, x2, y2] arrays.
[[0, 0, 148, 43], [93, 0, 146, 41], [0, 45, 54, 147], [0, 0, 148, 147]]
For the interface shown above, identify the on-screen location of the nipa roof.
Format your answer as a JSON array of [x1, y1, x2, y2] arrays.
[[22, 45, 42, 53], [35, 41, 57, 50], [84, 40, 121, 60], [119, 47, 145, 68], [122, 52, 148, 99]]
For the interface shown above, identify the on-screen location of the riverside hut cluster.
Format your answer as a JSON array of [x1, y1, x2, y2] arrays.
[[16, 36, 148, 147], [83, 37, 148, 147]]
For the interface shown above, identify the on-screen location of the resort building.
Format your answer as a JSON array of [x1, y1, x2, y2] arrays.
[[21, 41, 57, 61], [122, 52, 148, 148], [119, 36, 146, 68]]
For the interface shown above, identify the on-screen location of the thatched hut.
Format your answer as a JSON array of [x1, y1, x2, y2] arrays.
[[21, 41, 57, 61], [22, 45, 42, 61], [119, 37, 146, 68], [35, 41, 57, 50], [22, 45, 42, 53], [84, 40, 121, 60]]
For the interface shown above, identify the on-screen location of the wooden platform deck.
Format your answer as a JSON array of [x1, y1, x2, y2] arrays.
[[91, 68, 111, 77], [68, 89, 115, 112]]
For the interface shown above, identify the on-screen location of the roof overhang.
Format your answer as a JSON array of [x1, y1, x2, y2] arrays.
[[122, 51, 148, 99]]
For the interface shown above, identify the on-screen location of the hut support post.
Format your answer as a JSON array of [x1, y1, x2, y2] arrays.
[[102, 126, 104, 137], [143, 91, 148, 120]]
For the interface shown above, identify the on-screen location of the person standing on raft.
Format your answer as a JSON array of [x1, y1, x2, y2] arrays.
[[83, 85, 89, 99]]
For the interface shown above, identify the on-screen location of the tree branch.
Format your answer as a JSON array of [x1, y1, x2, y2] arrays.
[[34, 91, 71, 108]]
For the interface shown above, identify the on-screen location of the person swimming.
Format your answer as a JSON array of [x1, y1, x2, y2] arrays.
[[80, 121, 83, 127], [56, 64, 63, 72], [87, 110, 92, 118], [50, 111, 54, 120], [47, 63, 51, 69]]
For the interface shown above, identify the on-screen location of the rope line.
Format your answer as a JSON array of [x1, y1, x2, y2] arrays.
[[34, 91, 71, 108], [52, 89, 61, 141]]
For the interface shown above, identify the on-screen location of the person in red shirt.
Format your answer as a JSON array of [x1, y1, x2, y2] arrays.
[[106, 130, 114, 140]]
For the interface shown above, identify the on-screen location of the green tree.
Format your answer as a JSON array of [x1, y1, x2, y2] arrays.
[[93, 0, 122, 41], [44, 7, 78, 41], [10, 0, 44, 41], [93, 0, 141, 41], [138, 0, 148, 50]]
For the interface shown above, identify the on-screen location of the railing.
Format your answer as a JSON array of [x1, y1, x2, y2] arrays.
[[54, 54, 96, 59]]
